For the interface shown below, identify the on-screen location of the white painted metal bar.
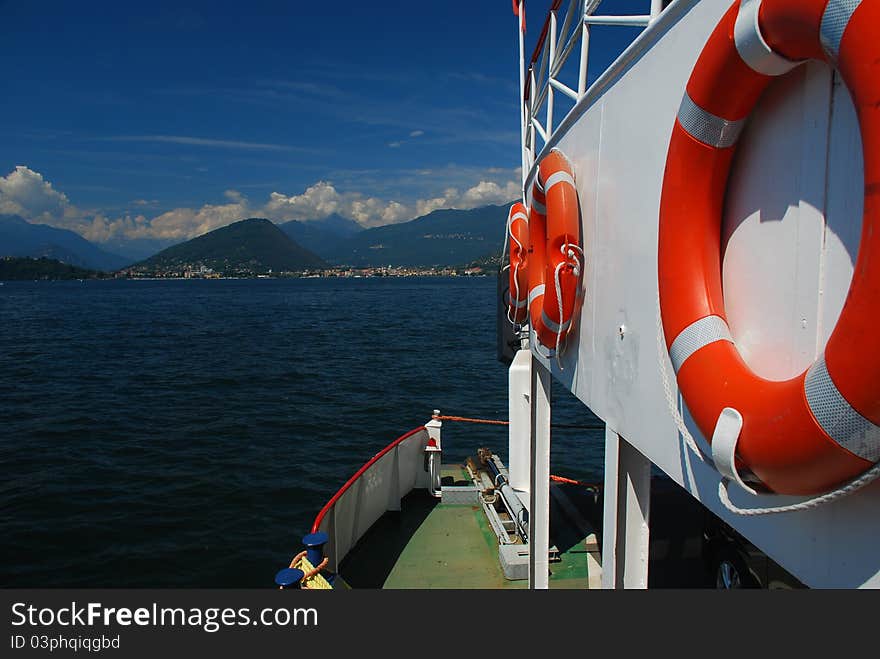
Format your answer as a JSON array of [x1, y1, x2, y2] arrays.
[[601, 428, 652, 589], [550, 23, 583, 78], [529, 68, 537, 165], [533, 84, 550, 123], [535, 40, 550, 106], [528, 357, 552, 589], [549, 77, 579, 102], [531, 116, 548, 143], [547, 10, 557, 136], [522, 0, 662, 165], [584, 15, 652, 26], [550, 0, 581, 79], [650, 0, 664, 19], [556, 0, 580, 51], [508, 346, 532, 495], [552, 22, 584, 79], [578, 22, 590, 97]]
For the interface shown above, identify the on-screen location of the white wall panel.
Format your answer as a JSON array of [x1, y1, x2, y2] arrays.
[[521, 0, 880, 587]]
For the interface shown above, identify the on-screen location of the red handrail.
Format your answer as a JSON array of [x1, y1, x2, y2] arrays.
[[310, 426, 428, 533]]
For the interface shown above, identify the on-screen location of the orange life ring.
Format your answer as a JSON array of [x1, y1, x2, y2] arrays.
[[507, 202, 530, 324], [528, 149, 582, 351], [658, 0, 880, 495]]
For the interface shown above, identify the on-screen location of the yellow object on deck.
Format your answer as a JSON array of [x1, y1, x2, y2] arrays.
[[294, 556, 332, 590]]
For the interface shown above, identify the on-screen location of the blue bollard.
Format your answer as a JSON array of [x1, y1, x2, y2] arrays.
[[274, 567, 304, 589], [302, 531, 328, 567]]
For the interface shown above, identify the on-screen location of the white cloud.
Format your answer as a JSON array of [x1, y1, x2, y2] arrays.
[[409, 130, 424, 138], [104, 135, 294, 151], [461, 180, 521, 206], [265, 181, 341, 220], [0, 166, 71, 222], [1, 165, 520, 243]]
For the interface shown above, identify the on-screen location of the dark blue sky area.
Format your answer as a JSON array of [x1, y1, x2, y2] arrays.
[[0, 1, 646, 242]]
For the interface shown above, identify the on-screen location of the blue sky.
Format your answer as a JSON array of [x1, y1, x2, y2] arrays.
[[0, 0, 644, 253]]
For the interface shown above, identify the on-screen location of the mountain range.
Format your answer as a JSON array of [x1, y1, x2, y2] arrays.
[[281, 204, 508, 267], [0, 214, 129, 271], [279, 213, 365, 257], [1, 203, 512, 274], [133, 218, 327, 274]]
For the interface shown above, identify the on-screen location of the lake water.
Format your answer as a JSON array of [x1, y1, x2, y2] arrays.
[[0, 277, 604, 586]]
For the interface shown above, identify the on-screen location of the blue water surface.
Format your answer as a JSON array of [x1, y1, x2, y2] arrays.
[[0, 277, 603, 586]]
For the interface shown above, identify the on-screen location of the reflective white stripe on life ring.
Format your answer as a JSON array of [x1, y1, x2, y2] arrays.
[[734, 0, 801, 76], [540, 310, 571, 334], [820, 0, 862, 62], [509, 211, 529, 225], [528, 284, 545, 306], [531, 198, 546, 215], [669, 315, 734, 374], [543, 171, 576, 194], [677, 93, 746, 148], [804, 355, 880, 462], [509, 297, 528, 309]]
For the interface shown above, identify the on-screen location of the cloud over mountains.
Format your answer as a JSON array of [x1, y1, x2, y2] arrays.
[[0, 166, 519, 246]]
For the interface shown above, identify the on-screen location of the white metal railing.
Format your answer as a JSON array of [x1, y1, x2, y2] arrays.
[[310, 418, 441, 573], [516, 0, 666, 189]]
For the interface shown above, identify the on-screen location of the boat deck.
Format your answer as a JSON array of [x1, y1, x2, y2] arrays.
[[338, 464, 602, 589]]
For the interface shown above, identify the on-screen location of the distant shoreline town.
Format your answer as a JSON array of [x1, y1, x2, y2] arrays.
[[0, 256, 492, 281], [120, 263, 490, 279]]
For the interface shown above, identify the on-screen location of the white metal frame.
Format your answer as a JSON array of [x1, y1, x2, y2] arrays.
[[516, 0, 665, 190], [510, 0, 880, 587], [514, 0, 666, 591]]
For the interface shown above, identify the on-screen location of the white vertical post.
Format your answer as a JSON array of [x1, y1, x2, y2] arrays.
[[547, 10, 557, 137], [426, 412, 442, 498], [601, 427, 651, 589], [650, 0, 663, 20], [508, 344, 532, 495], [578, 22, 590, 98], [528, 356, 551, 589], [529, 69, 537, 166], [426, 411, 442, 448]]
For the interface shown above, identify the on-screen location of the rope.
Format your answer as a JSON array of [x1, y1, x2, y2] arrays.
[[655, 293, 712, 465], [508, 225, 527, 327], [288, 551, 307, 569], [554, 260, 566, 369], [433, 414, 603, 431], [550, 474, 601, 489], [655, 293, 880, 515], [717, 464, 880, 515], [553, 242, 584, 369], [508, 262, 522, 326], [301, 557, 329, 582], [432, 414, 509, 426], [500, 212, 511, 271]]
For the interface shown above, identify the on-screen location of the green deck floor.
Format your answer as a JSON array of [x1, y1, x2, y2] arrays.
[[338, 464, 597, 589]]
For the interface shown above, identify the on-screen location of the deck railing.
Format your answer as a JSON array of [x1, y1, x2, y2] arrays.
[[517, 0, 666, 186], [310, 418, 441, 573]]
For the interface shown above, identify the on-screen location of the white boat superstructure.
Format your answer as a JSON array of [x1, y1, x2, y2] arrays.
[[505, 0, 880, 588]]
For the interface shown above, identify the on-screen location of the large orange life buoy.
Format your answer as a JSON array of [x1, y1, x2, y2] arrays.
[[658, 0, 880, 495], [507, 202, 530, 324], [528, 149, 582, 352]]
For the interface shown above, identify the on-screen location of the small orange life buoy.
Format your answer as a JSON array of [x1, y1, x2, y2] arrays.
[[507, 202, 530, 324], [658, 0, 880, 495], [528, 149, 582, 352]]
